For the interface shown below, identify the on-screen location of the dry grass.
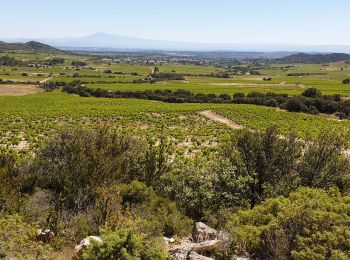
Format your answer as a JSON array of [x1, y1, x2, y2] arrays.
[[0, 85, 44, 96]]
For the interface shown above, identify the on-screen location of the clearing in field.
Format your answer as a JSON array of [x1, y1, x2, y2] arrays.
[[0, 85, 44, 96]]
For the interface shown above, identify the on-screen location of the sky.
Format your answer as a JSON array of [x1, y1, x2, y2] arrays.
[[1, 0, 349, 45]]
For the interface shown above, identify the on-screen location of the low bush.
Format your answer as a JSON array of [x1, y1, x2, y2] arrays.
[[225, 188, 350, 259], [0, 214, 52, 259], [83, 228, 169, 260]]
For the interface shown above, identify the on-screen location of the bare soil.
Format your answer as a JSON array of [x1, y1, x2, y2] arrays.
[[199, 110, 243, 129], [0, 85, 44, 96]]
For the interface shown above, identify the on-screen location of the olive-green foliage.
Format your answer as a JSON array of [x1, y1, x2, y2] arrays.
[[9, 128, 189, 248], [119, 181, 192, 237], [160, 127, 350, 222], [20, 189, 52, 226], [32, 127, 149, 210], [160, 157, 245, 220], [222, 127, 302, 208], [222, 127, 350, 207], [226, 188, 350, 260], [0, 150, 21, 215], [83, 228, 169, 260], [0, 214, 52, 259], [299, 132, 350, 192]]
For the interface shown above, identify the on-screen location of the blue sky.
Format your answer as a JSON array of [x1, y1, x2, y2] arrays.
[[1, 0, 349, 44]]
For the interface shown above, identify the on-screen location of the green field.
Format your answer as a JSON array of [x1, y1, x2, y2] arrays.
[[2, 91, 350, 156], [1, 50, 350, 156], [2, 51, 350, 96]]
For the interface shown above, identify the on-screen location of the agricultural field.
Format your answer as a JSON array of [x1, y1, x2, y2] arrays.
[[1, 49, 350, 157]]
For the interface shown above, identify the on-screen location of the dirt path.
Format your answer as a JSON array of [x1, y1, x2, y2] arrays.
[[199, 110, 243, 129], [39, 77, 52, 84], [0, 85, 44, 96]]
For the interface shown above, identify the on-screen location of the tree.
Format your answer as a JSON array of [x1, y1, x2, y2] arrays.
[[71, 61, 87, 67], [32, 127, 149, 210], [222, 127, 301, 208], [301, 87, 321, 98], [343, 78, 350, 84], [299, 132, 350, 192], [285, 98, 303, 112]]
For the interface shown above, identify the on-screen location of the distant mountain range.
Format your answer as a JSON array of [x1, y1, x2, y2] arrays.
[[3, 33, 350, 53], [1, 39, 350, 63]]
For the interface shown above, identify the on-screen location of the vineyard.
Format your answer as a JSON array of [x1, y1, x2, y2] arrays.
[[1, 50, 350, 157]]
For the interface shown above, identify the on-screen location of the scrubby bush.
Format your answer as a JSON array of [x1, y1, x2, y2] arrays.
[[302, 87, 321, 98], [0, 215, 52, 259], [225, 188, 350, 259], [119, 181, 192, 237], [342, 78, 350, 84], [160, 158, 243, 220], [160, 127, 350, 220], [0, 150, 21, 214], [222, 127, 302, 208], [71, 60, 87, 67], [20, 189, 52, 226], [299, 132, 350, 192], [83, 228, 169, 260], [31, 127, 149, 210]]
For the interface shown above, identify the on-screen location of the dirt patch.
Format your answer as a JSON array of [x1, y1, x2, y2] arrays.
[[0, 85, 44, 96], [199, 110, 243, 130]]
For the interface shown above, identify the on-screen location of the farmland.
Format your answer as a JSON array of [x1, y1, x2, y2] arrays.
[[1, 49, 350, 157]]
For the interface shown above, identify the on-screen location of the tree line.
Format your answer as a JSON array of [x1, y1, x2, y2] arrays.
[[60, 83, 350, 119]]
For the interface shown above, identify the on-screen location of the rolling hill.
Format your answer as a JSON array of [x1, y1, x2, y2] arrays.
[[276, 53, 350, 64], [0, 41, 65, 53]]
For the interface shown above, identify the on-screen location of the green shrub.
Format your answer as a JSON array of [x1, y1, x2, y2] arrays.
[[20, 189, 52, 226], [118, 181, 192, 237], [0, 214, 52, 259], [32, 127, 149, 210], [225, 188, 350, 259], [160, 156, 248, 221], [302, 87, 321, 98], [0, 150, 21, 214], [83, 228, 169, 260]]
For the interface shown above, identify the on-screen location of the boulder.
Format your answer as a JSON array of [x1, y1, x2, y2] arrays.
[[74, 236, 102, 259], [168, 223, 227, 260], [169, 237, 194, 260], [189, 251, 214, 260], [192, 222, 218, 242], [193, 239, 222, 255]]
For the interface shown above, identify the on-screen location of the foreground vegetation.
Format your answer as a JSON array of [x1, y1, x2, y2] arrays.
[[1, 126, 350, 259]]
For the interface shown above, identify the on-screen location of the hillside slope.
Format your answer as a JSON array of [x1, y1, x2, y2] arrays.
[[276, 53, 350, 64], [0, 41, 65, 53]]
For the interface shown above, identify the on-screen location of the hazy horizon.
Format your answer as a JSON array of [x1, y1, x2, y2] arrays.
[[1, 0, 349, 46]]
